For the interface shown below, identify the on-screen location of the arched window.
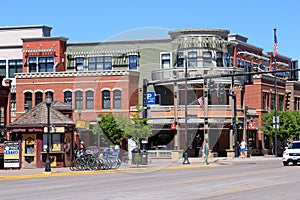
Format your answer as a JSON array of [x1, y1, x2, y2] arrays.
[[64, 91, 72, 107], [102, 90, 110, 109], [113, 90, 121, 109], [35, 91, 43, 105], [86, 90, 94, 109], [45, 91, 54, 101], [75, 91, 83, 109], [24, 92, 32, 112]]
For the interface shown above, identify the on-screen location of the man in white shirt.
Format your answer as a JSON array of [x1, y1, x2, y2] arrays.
[[240, 139, 247, 158]]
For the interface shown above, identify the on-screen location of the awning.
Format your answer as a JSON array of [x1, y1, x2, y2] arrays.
[[65, 49, 139, 56], [22, 48, 56, 53]]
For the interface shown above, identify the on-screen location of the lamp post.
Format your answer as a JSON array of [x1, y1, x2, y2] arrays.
[[229, 92, 238, 157], [97, 114, 102, 148], [183, 56, 190, 164], [45, 93, 52, 172]]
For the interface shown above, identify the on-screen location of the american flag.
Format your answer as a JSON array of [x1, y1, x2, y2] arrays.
[[273, 27, 278, 58], [198, 96, 204, 109]]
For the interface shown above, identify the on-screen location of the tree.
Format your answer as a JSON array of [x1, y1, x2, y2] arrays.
[[92, 113, 127, 146], [116, 104, 152, 148], [262, 110, 300, 141]]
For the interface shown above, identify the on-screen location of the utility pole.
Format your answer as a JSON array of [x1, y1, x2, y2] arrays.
[[229, 92, 238, 157], [183, 56, 190, 164], [273, 27, 278, 157]]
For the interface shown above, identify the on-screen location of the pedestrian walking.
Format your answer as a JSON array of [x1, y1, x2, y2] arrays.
[[240, 139, 246, 158], [202, 139, 209, 165], [201, 139, 206, 162]]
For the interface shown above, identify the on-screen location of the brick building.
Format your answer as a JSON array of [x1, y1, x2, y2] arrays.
[[0, 25, 299, 166]]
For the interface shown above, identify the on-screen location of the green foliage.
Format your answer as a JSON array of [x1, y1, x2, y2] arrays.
[[134, 153, 141, 167], [92, 113, 127, 146], [92, 104, 152, 148], [262, 110, 300, 141], [115, 104, 152, 147]]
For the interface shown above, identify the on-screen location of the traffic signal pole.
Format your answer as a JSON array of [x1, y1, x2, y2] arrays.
[[229, 92, 239, 157]]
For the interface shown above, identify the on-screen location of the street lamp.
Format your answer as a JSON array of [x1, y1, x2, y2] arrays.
[[183, 56, 190, 164], [45, 93, 52, 172], [229, 92, 239, 157], [97, 114, 102, 148]]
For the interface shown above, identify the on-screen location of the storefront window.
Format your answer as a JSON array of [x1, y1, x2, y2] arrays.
[[25, 137, 35, 154], [43, 133, 61, 151]]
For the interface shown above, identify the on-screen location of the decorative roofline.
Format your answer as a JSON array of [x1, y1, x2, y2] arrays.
[[15, 70, 140, 79]]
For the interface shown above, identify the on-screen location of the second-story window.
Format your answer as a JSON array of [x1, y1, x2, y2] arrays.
[[38, 57, 54, 72], [64, 91, 72, 107], [75, 57, 84, 71], [75, 91, 83, 109], [9, 59, 22, 78], [28, 57, 37, 72], [102, 90, 110, 109], [279, 94, 284, 111], [0, 60, 6, 77], [161, 53, 171, 69], [188, 51, 197, 68], [129, 55, 138, 70], [113, 90, 121, 109], [24, 92, 32, 112], [216, 52, 223, 67], [271, 93, 276, 110], [35, 92, 43, 105], [86, 90, 94, 109], [88, 56, 112, 71], [262, 92, 267, 110], [45, 91, 54, 101], [176, 52, 184, 68]]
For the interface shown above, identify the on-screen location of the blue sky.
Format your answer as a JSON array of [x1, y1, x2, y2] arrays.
[[2, 0, 300, 61]]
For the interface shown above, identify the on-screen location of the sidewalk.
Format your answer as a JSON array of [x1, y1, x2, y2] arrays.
[[0, 156, 282, 178]]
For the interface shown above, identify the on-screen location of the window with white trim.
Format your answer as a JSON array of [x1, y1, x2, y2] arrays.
[[86, 90, 94, 109], [75, 91, 83, 109], [113, 90, 121, 109], [0, 60, 6, 77], [64, 91, 72, 107], [9, 59, 22, 78], [161, 53, 171, 69], [188, 51, 197, 67], [102, 90, 110, 109]]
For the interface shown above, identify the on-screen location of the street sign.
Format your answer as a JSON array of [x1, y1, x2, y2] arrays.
[[4, 141, 20, 168], [273, 124, 279, 129], [147, 92, 156, 105], [273, 116, 279, 123]]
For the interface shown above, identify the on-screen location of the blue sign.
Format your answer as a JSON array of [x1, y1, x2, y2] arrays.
[[147, 92, 156, 104]]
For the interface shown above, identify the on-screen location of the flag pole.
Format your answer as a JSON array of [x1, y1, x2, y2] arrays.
[[273, 27, 278, 157]]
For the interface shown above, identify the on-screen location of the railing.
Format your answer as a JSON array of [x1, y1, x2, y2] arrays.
[[148, 150, 172, 159]]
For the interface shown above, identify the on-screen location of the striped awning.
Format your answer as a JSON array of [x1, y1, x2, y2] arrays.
[[22, 48, 56, 53], [65, 49, 139, 56]]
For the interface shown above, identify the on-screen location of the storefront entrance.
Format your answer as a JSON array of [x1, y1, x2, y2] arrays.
[[22, 134, 36, 168]]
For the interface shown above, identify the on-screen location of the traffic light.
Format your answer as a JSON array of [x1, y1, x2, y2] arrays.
[[218, 83, 225, 98], [208, 80, 215, 92], [142, 79, 148, 118], [286, 91, 291, 110], [244, 65, 253, 84]]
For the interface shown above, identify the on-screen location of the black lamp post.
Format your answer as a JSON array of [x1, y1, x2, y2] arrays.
[[229, 92, 239, 158], [45, 93, 52, 172], [183, 56, 190, 164], [97, 114, 102, 148]]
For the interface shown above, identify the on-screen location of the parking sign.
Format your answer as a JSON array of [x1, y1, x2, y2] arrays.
[[147, 92, 155, 104]]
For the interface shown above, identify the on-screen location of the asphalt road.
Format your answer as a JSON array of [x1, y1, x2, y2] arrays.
[[0, 159, 299, 200]]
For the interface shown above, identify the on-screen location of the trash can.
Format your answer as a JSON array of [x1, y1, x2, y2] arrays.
[[140, 150, 148, 165], [131, 148, 140, 165]]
